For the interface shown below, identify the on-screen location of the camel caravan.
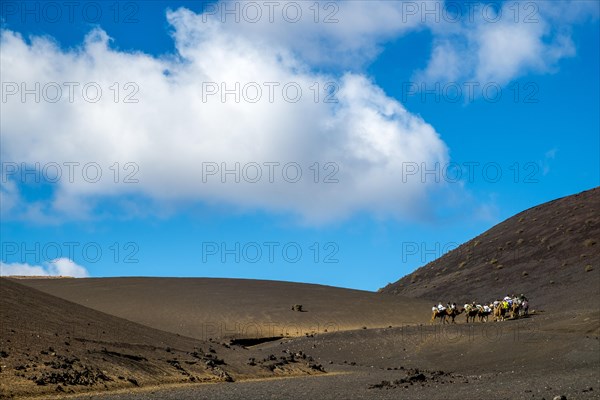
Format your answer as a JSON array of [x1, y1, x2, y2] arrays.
[[430, 294, 529, 324]]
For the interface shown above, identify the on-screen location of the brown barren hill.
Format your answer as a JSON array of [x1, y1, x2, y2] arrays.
[[17, 278, 432, 341], [381, 187, 600, 311], [0, 279, 326, 399]]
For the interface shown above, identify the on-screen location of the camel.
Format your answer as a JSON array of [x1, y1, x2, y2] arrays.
[[478, 307, 493, 322], [494, 302, 508, 322], [430, 308, 448, 324], [431, 306, 462, 324], [520, 300, 529, 316], [464, 305, 479, 323], [447, 307, 464, 324], [511, 301, 521, 319]]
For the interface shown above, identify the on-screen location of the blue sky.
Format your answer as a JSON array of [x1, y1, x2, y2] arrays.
[[1, 0, 598, 290]]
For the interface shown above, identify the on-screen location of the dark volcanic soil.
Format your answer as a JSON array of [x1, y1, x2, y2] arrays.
[[17, 278, 431, 341], [381, 187, 600, 312], [0, 279, 325, 399], [65, 308, 600, 400]]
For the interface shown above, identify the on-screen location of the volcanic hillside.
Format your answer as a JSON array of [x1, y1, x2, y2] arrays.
[[381, 187, 600, 311], [0, 279, 325, 398], [18, 278, 432, 341]]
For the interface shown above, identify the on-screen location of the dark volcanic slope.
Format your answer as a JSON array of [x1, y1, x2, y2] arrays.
[[381, 187, 600, 311], [17, 278, 431, 341], [0, 279, 323, 399]]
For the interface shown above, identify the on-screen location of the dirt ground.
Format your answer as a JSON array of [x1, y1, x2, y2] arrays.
[[0, 279, 326, 399], [2, 188, 598, 399], [16, 277, 431, 341], [2, 276, 598, 399], [47, 309, 600, 400]]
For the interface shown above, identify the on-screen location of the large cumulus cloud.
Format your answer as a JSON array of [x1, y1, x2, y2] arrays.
[[0, 7, 448, 224]]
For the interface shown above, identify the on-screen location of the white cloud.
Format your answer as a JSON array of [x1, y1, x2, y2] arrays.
[[212, 0, 593, 85], [190, 0, 431, 67], [0, 1, 595, 224], [0, 7, 448, 224], [415, 1, 593, 87], [0, 180, 65, 224], [203, 0, 596, 78], [541, 148, 558, 176], [0, 258, 90, 277]]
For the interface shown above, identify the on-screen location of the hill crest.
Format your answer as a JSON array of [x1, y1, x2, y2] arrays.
[[380, 187, 600, 311]]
